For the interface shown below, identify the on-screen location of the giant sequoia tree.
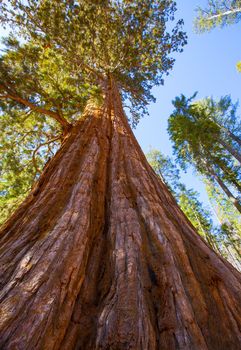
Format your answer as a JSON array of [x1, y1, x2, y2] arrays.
[[0, 1, 241, 349]]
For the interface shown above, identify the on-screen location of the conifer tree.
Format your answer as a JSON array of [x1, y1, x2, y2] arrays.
[[206, 180, 241, 269], [194, 0, 241, 70], [168, 93, 241, 213], [195, 0, 241, 32], [0, 2, 240, 349]]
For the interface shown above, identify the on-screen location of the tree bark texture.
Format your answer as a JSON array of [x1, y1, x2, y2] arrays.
[[0, 84, 241, 350]]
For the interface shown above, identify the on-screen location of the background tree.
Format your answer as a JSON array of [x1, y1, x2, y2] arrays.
[[194, 0, 241, 70], [237, 61, 241, 71], [168, 93, 241, 213], [0, 1, 241, 349], [147, 149, 228, 255], [194, 0, 241, 32], [206, 179, 241, 269]]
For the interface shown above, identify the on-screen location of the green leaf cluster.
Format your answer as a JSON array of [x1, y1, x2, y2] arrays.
[[0, 0, 187, 124], [194, 0, 241, 33], [0, 108, 61, 224], [0, 1, 187, 223], [237, 61, 241, 72], [0, 37, 93, 121], [168, 94, 241, 209]]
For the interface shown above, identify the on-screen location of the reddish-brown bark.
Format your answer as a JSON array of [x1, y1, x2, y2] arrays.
[[0, 83, 241, 349]]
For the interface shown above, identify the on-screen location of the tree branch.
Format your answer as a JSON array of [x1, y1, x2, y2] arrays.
[[205, 8, 241, 21], [0, 91, 72, 132], [32, 135, 61, 176]]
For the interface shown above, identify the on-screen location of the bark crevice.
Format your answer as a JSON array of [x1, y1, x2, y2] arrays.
[[0, 84, 241, 349]]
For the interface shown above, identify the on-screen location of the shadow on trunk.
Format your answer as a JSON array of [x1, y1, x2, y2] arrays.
[[0, 84, 241, 350]]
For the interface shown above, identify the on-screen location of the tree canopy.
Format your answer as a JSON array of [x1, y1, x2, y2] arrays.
[[194, 0, 241, 70], [0, 0, 187, 224], [168, 93, 241, 213], [194, 0, 241, 32], [0, 0, 187, 126]]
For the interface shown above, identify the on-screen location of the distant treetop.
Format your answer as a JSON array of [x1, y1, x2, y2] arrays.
[[194, 0, 241, 33]]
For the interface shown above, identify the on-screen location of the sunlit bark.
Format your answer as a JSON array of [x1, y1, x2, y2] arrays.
[[0, 82, 240, 349]]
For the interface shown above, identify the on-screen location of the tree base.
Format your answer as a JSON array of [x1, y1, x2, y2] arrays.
[[0, 92, 241, 349]]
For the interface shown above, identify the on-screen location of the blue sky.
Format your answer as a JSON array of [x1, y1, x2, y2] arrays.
[[134, 0, 241, 213]]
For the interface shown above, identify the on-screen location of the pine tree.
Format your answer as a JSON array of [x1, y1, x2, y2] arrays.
[[194, 0, 241, 32], [194, 0, 241, 70], [205, 179, 241, 270], [0, 2, 240, 349], [168, 93, 241, 213]]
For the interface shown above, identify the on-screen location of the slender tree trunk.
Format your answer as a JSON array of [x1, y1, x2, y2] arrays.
[[209, 167, 241, 213], [210, 118, 241, 148], [0, 82, 241, 350], [225, 129, 241, 148], [225, 231, 241, 259], [218, 138, 241, 164], [191, 210, 217, 251], [215, 159, 241, 193], [223, 243, 241, 273]]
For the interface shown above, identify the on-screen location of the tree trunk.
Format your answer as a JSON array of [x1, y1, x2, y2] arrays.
[[220, 126, 241, 148], [215, 159, 241, 193], [218, 138, 241, 164], [0, 83, 241, 350], [210, 168, 241, 214]]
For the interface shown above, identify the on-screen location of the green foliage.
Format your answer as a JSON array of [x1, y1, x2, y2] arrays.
[[168, 94, 241, 210], [205, 179, 241, 268], [146, 149, 180, 192], [206, 179, 241, 234], [237, 61, 241, 72], [178, 189, 213, 239], [0, 1, 187, 224], [0, 109, 61, 224], [0, 37, 93, 122], [0, 0, 187, 125], [194, 0, 241, 33]]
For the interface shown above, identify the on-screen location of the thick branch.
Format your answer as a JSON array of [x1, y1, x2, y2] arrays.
[[0, 92, 71, 132]]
